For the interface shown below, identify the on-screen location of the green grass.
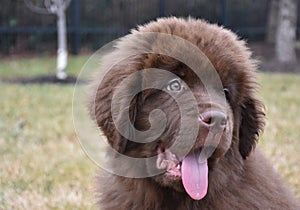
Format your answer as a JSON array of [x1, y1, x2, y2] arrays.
[[0, 56, 299, 209]]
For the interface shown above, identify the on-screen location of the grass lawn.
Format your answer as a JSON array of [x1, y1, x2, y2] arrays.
[[0, 56, 299, 209]]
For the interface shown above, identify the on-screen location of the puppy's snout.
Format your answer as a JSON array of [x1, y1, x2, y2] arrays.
[[199, 110, 227, 131]]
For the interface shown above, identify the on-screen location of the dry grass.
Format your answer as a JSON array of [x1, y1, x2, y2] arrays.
[[0, 56, 299, 209], [0, 84, 98, 210], [259, 73, 300, 197]]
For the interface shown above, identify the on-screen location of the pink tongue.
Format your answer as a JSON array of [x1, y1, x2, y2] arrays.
[[182, 151, 208, 200]]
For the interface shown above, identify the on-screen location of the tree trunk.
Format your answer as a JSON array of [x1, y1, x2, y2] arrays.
[[275, 0, 298, 63], [56, 0, 68, 79], [266, 0, 279, 44]]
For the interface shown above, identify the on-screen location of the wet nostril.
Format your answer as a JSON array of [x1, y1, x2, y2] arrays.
[[199, 111, 227, 129], [200, 115, 212, 125]]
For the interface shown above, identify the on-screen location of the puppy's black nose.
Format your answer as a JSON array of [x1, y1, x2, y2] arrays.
[[199, 111, 227, 131]]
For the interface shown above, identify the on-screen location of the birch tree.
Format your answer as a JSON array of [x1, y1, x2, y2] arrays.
[[266, 0, 279, 44], [25, 0, 71, 79], [275, 0, 298, 63]]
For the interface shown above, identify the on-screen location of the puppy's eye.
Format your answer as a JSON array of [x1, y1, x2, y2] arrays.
[[167, 79, 182, 92], [223, 88, 230, 101]]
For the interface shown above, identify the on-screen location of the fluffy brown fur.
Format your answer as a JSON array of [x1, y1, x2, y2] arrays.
[[90, 17, 300, 210]]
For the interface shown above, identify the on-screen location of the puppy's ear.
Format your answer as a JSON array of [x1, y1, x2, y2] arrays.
[[239, 97, 265, 159], [89, 57, 144, 154], [111, 94, 139, 154]]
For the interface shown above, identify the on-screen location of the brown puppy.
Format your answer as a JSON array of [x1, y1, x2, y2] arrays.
[[90, 17, 300, 210]]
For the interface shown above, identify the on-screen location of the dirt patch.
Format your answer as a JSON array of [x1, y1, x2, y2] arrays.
[[1, 75, 86, 85]]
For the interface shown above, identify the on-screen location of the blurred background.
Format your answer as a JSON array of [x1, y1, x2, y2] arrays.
[[0, 0, 298, 55], [1, 0, 300, 72], [0, 0, 299, 209], [0, 0, 272, 54]]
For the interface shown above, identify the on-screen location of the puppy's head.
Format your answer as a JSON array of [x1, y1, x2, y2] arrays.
[[90, 17, 265, 200]]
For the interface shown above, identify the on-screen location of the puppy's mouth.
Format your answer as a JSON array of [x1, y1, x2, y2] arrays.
[[156, 146, 209, 200]]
